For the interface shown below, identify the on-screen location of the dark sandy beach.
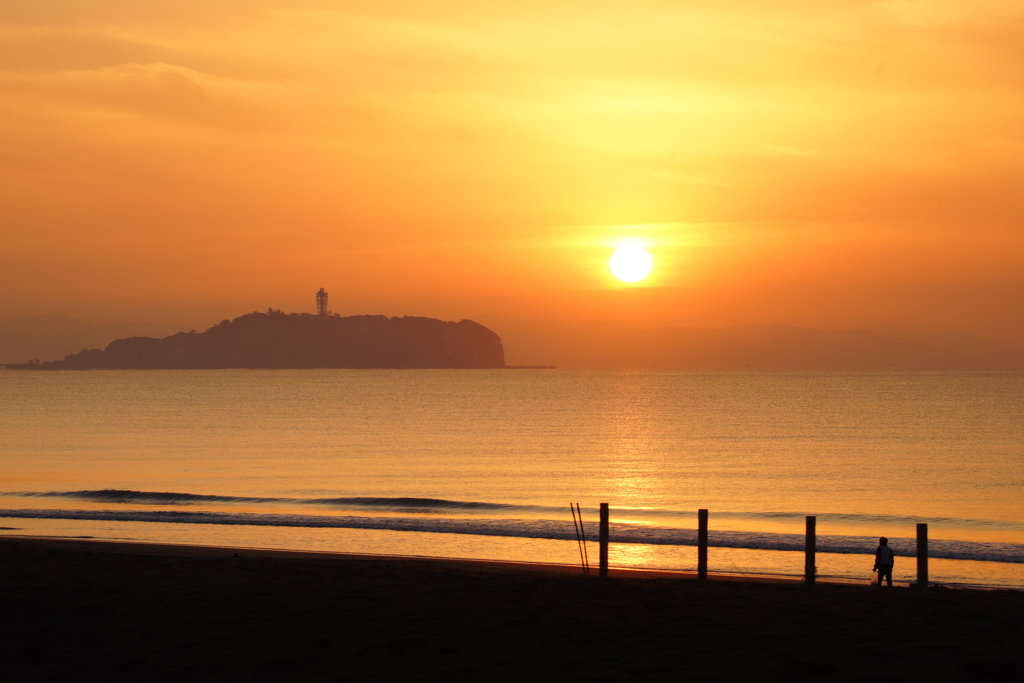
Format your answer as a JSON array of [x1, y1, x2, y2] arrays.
[[1, 536, 1020, 682]]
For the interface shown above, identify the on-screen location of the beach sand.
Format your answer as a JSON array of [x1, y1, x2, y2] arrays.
[[1, 536, 1020, 682]]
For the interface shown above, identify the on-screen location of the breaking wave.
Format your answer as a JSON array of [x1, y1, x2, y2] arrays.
[[13, 490, 1024, 532], [17, 489, 516, 512], [2, 507, 1022, 565]]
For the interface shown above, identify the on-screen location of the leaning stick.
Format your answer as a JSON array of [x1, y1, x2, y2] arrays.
[[570, 503, 587, 575], [576, 502, 591, 576]]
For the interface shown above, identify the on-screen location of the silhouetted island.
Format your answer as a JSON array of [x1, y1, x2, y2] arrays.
[[7, 310, 506, 369]]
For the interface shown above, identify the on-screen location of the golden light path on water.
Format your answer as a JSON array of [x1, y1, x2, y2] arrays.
[[1, 369, 1022, 588]]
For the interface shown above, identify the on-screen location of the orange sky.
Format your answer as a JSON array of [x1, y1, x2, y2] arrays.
[[2, 1, 1023, 344]]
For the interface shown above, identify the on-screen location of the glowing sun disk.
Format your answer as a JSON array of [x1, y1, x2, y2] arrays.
[[610, 246, 653, 282]]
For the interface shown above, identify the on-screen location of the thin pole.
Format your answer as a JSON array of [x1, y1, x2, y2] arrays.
[[805, 516, 816, 586], [698, 509, 708, 581], [917, 523, 928, 589], [570, 503, 587, 576], [570, 503, 582, 572], [576, 503, 590, 575], [599, 503, 609, 578]]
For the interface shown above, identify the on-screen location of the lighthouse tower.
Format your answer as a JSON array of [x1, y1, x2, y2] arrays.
[[316, 288, 328, 316]]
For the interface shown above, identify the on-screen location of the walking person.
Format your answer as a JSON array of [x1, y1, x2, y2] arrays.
[[874, 537, 895, 587]]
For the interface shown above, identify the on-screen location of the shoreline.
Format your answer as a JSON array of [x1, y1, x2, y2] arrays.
[[0, 534, 809, 580], [3, 534, 1021, 682], [4, 518, 1020, 590], [0, 533, 921, 588], [9, 532, 1021, 590]]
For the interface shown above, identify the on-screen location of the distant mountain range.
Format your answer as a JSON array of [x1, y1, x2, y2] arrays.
[[473, 316, 1024, 370], [1, 314, 186, 364]]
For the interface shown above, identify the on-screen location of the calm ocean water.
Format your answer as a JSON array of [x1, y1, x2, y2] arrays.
[[2, 369, 1022, 588]]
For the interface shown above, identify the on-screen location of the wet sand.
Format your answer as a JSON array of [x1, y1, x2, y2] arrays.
[[1, 536, 1020, 682]]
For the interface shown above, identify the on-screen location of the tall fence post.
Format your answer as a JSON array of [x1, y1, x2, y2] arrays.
[[917, 523, 928, 589], [698, 509, 708, 581], [599, 503, 609, 578], [805, 516, 816, 586]]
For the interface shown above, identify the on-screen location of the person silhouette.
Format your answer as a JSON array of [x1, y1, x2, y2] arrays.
[[873, 537, 894, 587]]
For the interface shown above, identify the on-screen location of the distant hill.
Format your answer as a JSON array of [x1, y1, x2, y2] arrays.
[[0, 314, 186, 364], [6, 310, 505, 370], [473, 316, 1024, 370], [7, 311, 1022, 371]]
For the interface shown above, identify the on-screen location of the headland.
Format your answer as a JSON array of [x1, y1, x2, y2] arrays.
[[5, 309, 506, 369]]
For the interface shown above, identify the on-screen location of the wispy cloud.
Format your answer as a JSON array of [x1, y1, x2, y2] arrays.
[[754, 144, 822, 157], [649, 170, 734, 186]]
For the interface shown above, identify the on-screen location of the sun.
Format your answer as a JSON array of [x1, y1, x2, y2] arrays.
[[610, 245, 653, 282]]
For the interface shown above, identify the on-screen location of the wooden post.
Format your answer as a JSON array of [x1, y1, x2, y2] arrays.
[[917, 523, 928, 588], [599, 503, 609, 578], [697, 509, 708, 581], [805, 516, 816, 586]]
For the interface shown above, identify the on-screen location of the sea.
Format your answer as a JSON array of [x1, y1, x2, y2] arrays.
[[1, 369, 1022, 589]]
